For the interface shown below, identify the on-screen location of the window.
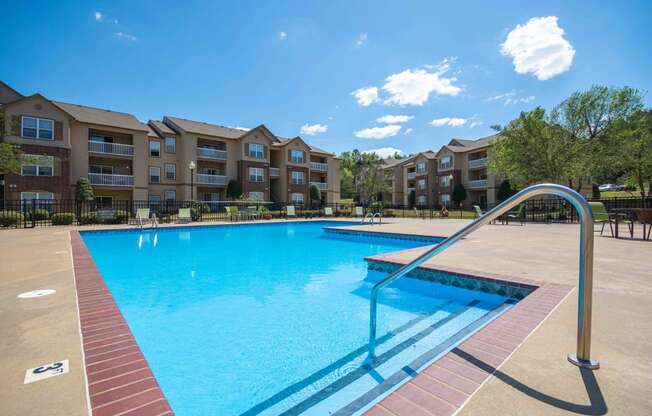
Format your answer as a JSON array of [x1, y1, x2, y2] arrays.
[[248, 143, 264, 159], [164, 163, 176, 180], [90, 134, 113, 143], [164, 137, 176, 153], [291, 193, 304, 204], [290, 149, 305, 164], [417, 195, 427, 205], [439, 175, 451, 187], [21, 116, 54, 140], [291, 171, 304, 185], [89, 165, 113, 175], [149, 195, 161, 209], [249, 191, 264, 201], [164, 190, 176, 202], [440, 194, 451, 206], [417, 162, 426, 174], [149, 166, 161, 183], [418, 179, 426, 190], [21, 155, 53, 176], [439, 155, 452, 170], [95, 196, 113, 208], [20, 191, 53, 201], [149, 140, 161, 157], [249, 167, 264, 182]]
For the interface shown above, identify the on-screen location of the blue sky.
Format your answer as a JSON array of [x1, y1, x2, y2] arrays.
[[2, 0, 651, 157]]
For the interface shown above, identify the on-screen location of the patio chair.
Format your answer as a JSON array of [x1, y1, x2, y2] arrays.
[[324, 207, 334, 217], [355, 206, 364, 217], [96, 209, 117, 224], [633, 208, 652, 241], [473, 205, 483, 218], [136, 208, 156, 228], [286, 205, 297, 219], [504, 204, 526, 226], [588, 202, 628, 237], [225, 206, 239, 222], [177, 208, 191, 223], [413, 207, 426, 219], [247, 206, 260, 220]]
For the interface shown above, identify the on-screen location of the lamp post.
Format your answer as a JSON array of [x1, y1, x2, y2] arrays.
[[189, 161, 196, 201]]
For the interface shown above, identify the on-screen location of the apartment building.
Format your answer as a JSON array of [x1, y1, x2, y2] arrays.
[[0, 81, 340, 205]]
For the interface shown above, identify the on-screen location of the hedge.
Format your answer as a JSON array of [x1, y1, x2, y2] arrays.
[[51, 212, 75, 225], [0, 210, 24, 227]]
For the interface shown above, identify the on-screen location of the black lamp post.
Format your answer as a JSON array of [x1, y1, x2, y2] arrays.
[[189, 161, 196, 201]]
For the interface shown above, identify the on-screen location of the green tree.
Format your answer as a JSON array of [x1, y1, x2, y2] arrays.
[[74, 178, 95, 202], [0, 107, 23, 175], [339, 150, 389, 203], [452, 183, 467, 207], [496, 180, 518, 201], [610, 110, 652, 196], [225, 179, 242, 200], [408, 190, 415, 208], [309, 184, 321, 206]]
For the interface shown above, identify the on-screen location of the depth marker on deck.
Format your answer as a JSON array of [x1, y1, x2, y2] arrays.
[[24, 360, 69, 384]]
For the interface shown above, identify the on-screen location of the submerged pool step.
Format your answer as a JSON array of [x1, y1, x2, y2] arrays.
[[242, 299, 501, 416]]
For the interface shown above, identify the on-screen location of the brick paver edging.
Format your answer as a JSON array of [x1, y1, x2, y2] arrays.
[[363, 255, 573, 416], [70, 231, 174, 416]]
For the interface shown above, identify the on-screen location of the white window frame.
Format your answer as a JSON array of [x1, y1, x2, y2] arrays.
[[20, 191, 54, 201], [248, 191, 264, 202], [164, 190, 176, 202], [164, 137, 176, 153], [248, 167, 264, 182], [21, 116, 54, 140], [417, 161, 426, 174], [149, 140, 161, 157], [149, 166, 161, 183], [290, 149, 305, 164], [439, 155, 452, 170], [291, 171, 304, 185], [440, 193, 451, 206], [21, 155, 54, 177], [291, 193, 304, 205], [417, 179, 426, 190], [439, 175, 450, 187], [248, 143, 264, 159], [89, 164, 114, 175], [417, 195, 427, 205], [164, 163, 176, 180]]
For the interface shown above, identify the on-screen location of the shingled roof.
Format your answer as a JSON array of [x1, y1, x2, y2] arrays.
[[163, 116, 249, 139], [53, 101, 148, 132]]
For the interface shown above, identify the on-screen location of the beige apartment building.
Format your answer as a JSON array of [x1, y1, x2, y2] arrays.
[[0, 81, 340, 206]]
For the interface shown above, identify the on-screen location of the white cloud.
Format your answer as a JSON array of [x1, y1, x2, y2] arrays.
[[362, 147, 403, 158], [382, 66, 461, 106], [403, 128, 413, 135], [469, 120, 483, 128], [300, 123, 328, 136], [354, 125, 402, 139], [376, 115, 413, 124], [486, 91, 536, 105], [501, 16, 575, 80], [279, 31, 287, 40], [429, 117, 468, 127], [351, 86, 379, 106], [94, 11, 103, 21], [114, 32, 137, 41], [355, 33, 368, 46]]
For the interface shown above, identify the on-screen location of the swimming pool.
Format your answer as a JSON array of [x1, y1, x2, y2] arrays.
[[81, 221, 513, 415]]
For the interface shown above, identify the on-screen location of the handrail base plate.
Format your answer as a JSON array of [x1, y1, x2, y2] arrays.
[[567, 353, 599, 370]]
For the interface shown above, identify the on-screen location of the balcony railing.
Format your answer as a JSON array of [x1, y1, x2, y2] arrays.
[[196, 173, 228, 186], [310, 182, 328, 191], [88, 141, 134, 156], [88, 173, 134, 187], [269, 167, 280, 178], [310, 162, 328, 172], [468, 157, 487, 169], [407, 187, 415, 193], [407, 172, 416, 180], [197, 147, 227, 160], [467, 179, 488, 189]]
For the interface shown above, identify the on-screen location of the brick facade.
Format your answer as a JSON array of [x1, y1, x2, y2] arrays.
[[238, 160, 270, 201], [3, 144, 71, 200], [287, 166, 309, 202]]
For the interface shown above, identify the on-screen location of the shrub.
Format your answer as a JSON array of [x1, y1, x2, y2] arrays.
[[26, 208, 50, 221], [51, 212, 75, 225], [114, 210, 129, 223], [78, 212, 97, 225], [0, 210, 24, 227], [190, 202, 209, 221]]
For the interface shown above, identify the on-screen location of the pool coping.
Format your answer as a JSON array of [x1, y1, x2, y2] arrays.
[[70, 231, 173, 416], [70, 225, 573, 416]]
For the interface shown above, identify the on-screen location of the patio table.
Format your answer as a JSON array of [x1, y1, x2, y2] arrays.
[[611, 208, 652, 239]]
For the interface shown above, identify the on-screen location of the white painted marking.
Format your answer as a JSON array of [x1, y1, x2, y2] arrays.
[[55, 250, 67, 254], [24, 360, 69, 384], [18, 289, 56, 299]]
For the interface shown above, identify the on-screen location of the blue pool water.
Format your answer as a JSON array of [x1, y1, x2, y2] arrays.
[[81, 222, 510, 415]]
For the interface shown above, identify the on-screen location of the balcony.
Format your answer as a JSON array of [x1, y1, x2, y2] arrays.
[[197, 147, 227, 161], [310, 162, 328, 172], [88, 173, 134, 187], [88, 141, 134, 157], [196, 173, 227, 186], [407, 171, 416, 180], [468, 157, 487, 170], [407, 187, 415, 194], [269, 167, 280, 178], [466, 179, 488, 189], [310, 182, 328, 191]]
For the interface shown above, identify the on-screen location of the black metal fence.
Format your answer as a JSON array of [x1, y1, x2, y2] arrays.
[[1, 196, 650, 229]]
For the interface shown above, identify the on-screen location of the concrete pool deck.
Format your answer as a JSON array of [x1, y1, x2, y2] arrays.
[[1, 218, 650, 415]]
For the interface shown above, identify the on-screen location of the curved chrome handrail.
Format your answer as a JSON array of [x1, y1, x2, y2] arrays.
[[372, 212, 382, 225], [362, 212, 375, 224], [368, 183, 599, 369]]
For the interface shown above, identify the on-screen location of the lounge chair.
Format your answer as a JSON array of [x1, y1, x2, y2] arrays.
[[246, 206, 259, 220], [355, 206, 364, 217], [473, 205, 483, 218], [588, 202, 631, 237], [136, 208, 156, 228], [413, 207, 426, 219], [96, 209, 117, 224], [286, 205, 296, 219], [225, 206, 239, 222], [324, 207, 333, 217], [177, 208, 191, 223]]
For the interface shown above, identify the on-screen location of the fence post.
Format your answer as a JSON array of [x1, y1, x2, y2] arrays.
[[31, 199, 36, 228]]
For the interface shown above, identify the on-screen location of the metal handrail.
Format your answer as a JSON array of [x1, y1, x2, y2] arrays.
[[362, 212, 374, 224], [372, 212, 382, 225], [368, 183, 599, 370]]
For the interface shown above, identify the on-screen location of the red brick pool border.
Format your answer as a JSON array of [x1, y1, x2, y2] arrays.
[[71, 231, 173, 416]]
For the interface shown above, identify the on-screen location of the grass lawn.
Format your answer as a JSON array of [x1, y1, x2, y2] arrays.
[[600, 190, 645, 198]]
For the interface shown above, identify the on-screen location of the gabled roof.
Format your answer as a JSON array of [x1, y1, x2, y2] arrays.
[[163, 116, 249, 139], [381, 157, 410, 169], [447, 134, 497, 150], [149, 120, 177, 136], [53, 101, 148, 132], [0, 81, 24, 104], [273, 136, 334, 156]]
